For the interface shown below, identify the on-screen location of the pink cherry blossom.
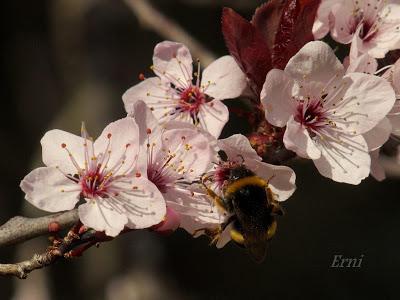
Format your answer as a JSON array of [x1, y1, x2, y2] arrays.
[[20, 118, 166, 237], [346, 53, 393, 181], [383, 58, 400, 137], [203, 134, 296, 248], [122, 41, 247, 138], [329, 0, 400, 58], [129, 100, 225, 235], [313, 0, 341, 39], [261, 41, 396, 184]]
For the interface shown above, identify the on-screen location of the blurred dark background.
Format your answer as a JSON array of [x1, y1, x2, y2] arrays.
[[1, 0, 400, 299]]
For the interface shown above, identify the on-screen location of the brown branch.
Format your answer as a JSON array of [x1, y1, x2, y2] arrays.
[[0, 224, 81, 279], [123, 0, 216, 66], [0, 209, 79, 248], [0, 206, 174, 279]]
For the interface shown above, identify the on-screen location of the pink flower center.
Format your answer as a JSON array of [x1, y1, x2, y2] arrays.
[[294, 98, 329, 134], [177, 86, 206, 114], [213, 160, 247, 189], [59, 131, 132, 200], [80, 170, 108, 198], [349, 3, 385, 42], [145, 134, 194, 194], [146, 58, 214, 126], [147, 167, 172, 194]]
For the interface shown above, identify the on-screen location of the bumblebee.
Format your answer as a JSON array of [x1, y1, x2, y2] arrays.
[[201, 150, 283, 263]]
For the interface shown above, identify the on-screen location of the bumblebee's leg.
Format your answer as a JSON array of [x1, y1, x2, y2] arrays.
[[265, 174, 276, 185], [201, 177, 226, 211], [192, 226, 222, 245]]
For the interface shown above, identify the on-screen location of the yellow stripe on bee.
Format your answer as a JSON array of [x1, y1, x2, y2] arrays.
[[230, 228, 245, 245], [225, 176, 267, 197], [267, 220, 277, 240]]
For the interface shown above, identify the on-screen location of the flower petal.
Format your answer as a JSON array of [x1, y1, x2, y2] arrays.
[[370, 149, 386, 181], [217, 134, 261, 162], [152, 207, 180, 234], [283, 117, 321, 159], [197, 100, 229, 138], [159, 126, 214, 179], [78, 200, 128, 237], [346, 53, 378, 74], [362, 117, 392, 151], [94, 118, 140, 176], [365, 4, 400, 58], [312, 0, 339, 39], [337, 73, 396, 134], [313, 134, 370, 184], [216, 222, 234, 248], [111, 177, 166, 229], [261, 69, 296, 127], [330, 1, 356, 44], [153, 41, 193, 87], [41, 129, 87, 175], [122, 77, 173, 118], [165, 185, 225, 235], [284, 41, 345, 90], [248, 159, 296, 202], [201, 55, 247, 100], [128, 100, 163, 175], [20, 167, 80, 213]]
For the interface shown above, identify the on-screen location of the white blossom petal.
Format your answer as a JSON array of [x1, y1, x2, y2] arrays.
[[112, 177, 166, 229], [165, 186, 225, 235], [249, 159, 296, 202], [261, 69, 296, 127], [78, 199, 128, 237], [217, 134, 261, 162], [362, 117, 392, 151], [216, 222, 234, 248], [337, 73, 396, 134], [153, 41, 193, 87], [94, 118, 140, 176], [283, 117, 321, 160], [159, 126, 214, 179], [314, 134, 370, 184], [370, 149, 386, 181], [313, 0, 340, 39], [197, 100, 229, 138], [284, 41, 345, 90], [346, 53, 378, 74], [20, 167, 80, 213], [201, 55, 247, 100], [41, 129, 87, 175], [122, 77, 171, 116]]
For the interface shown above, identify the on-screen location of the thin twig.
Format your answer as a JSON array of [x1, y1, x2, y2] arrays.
[[0, 209, 79, 248], [0, 224, 81, 279], [123, 0, 216, 65]]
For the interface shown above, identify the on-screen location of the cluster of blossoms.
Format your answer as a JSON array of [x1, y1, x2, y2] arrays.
[[19, 0, 400, 255]]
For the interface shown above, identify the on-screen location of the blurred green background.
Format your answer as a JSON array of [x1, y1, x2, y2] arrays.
[[1, 0, 400, 299]]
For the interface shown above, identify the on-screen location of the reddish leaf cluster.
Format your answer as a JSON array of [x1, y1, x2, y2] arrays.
[[222, 0, 321, 96]]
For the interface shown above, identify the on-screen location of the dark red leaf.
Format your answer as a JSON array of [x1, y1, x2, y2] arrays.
[[222, 7, 273, 95], [251, 0, 286, 51], [272, 0, 321, 69]]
